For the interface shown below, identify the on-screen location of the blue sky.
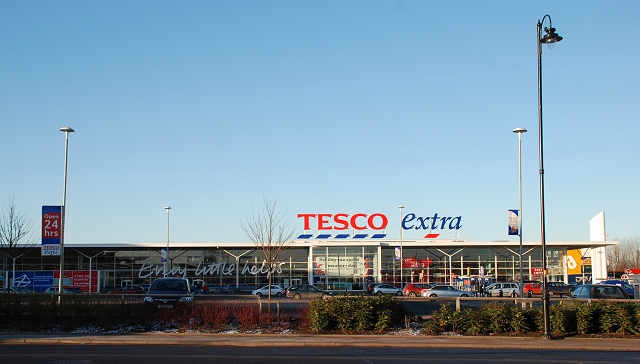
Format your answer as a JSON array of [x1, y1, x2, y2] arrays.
[[2, 1, 638, 245]]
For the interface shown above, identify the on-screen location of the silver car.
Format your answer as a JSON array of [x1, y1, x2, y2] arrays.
[[372, 284, 403, 296], [251, 285, 285, 297], [421, 285, 471, 298], [485, 282, 519, 297]]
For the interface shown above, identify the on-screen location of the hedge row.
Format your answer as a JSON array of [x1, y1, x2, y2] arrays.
[[422, 300, 640, 336], [2, 293, 640, 336], [0, 294, 292, 333]]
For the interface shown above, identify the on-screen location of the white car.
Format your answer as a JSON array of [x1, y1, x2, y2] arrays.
[[420, 285, 471, 298], [485, 283, 520, 297], [372, 284, 403, 296], [252, 285, 285, 297]]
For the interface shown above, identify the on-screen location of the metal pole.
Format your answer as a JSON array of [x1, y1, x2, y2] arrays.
[[538, 17, 550, 339], [164, 206, 171, 277], [513, 128, 527, 297], [519, 131, 524, 298], [399, 205, 404, 287], [58, 127, 74, 302]]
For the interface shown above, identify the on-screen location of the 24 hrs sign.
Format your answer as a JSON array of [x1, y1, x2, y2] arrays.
[[41, 205, 62, 256]]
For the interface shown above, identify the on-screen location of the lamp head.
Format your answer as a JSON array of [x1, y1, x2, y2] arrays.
[[164, 206, 171, 210], [60, 127, 75, 133], [512, 128, 528, 134], [541, 26, 563, 44]]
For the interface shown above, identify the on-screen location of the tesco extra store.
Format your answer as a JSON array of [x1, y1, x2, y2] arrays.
[[5, 211, 614, 292]]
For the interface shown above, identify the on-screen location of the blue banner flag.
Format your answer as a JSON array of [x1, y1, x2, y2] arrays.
[[508, 209, 519, 236]]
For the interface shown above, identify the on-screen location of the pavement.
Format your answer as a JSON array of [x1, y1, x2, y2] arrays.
[[1, 332, 640, 351]]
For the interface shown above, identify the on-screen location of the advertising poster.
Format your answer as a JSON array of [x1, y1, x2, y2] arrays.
[[12, 270, 100, 292]]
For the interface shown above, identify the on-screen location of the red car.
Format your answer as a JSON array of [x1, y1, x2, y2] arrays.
[[523, 282, 542, 295], [403, 283, 434, 297]]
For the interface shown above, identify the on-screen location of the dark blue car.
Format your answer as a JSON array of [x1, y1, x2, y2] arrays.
[[598, 280, 635, 298]]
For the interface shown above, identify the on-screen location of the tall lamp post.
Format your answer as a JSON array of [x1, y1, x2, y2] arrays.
[[513, 127, 527, 298], [398, 205, 404, 287], [163, 206, 171, 277], [537, 14, 562, 339], [58, 127, 74, 302]]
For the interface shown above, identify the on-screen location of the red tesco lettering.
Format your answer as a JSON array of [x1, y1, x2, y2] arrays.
[[297, 213, 388, 231]]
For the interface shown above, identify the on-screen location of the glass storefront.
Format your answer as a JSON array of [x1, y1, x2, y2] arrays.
[[311, 246, 378, 291], [0, 242, 583, 292]]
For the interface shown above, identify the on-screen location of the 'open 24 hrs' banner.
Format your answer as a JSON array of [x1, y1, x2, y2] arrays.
[[41, 205, 62, 256]]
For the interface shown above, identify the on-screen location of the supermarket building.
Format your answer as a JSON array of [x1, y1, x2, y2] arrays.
[[3, 211, 614, 292]]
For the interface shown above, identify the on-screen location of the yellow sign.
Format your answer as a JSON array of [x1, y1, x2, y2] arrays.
[[566, 250, 584, 275]]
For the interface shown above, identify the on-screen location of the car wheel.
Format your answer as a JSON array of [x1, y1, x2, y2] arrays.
[[409, 292, 417, 297], [376, 291, 383, 296], [276, 292, 282, 297], [429, 294, 437, 298], [396, 291, 402, 296], [461, 293, 469, 297], [256, 292, 262, 297], [293, 293, 301, 300]]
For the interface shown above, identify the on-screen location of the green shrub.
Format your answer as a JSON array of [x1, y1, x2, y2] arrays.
[[481, 302, 513, 334], [306, 295, 408, 334], [575, 301, 598, 334], [421, 303, 454, 335], [549, 302, 576, 334]]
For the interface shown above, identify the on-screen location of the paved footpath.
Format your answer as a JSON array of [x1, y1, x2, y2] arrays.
[[1, 333, 640, 351]]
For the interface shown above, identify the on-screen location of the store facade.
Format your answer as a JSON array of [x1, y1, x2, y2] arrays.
[[2, 210, 613, 292], [2, 239, 612, 293]]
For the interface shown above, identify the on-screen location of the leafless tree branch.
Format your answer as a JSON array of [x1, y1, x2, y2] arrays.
[[0, 198, 37, 288], [241, 195, 295, 301]]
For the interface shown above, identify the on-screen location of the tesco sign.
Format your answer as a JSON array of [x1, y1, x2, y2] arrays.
[[298, 213, 388, 231], [297, 212, 462, 240]]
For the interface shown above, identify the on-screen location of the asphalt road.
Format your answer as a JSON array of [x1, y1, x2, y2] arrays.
[[1, 345, 639, 364]]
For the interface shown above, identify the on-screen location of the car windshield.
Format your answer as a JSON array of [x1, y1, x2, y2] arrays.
[[592, 286, 627, 298], [153, 280, 188, 292]]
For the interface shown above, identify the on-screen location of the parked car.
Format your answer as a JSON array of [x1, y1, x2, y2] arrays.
[[143, 278, 193, 308], [67, 286, 82, 294], [569, 284, 629, 300], [421, 285, 471, 298], [286, 284, 333, 300], [109, 285, 145, 294], [523, 282, 542, 296], [372, 283, 403, 296], [403, 283, 433, 297], [366, 283, 378, 295], [598, 280, 635, 298], [485, 283, 520, 297], [44, 287, 72, 294], [252, 285, 285, 297], [547, 281, 574, 296]]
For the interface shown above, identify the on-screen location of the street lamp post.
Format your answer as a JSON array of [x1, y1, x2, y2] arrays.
[[164, 206, 171, 277], [398, 205, 404, 287], [537, 14, 562, 339], [58, 126, 74, 302], [513, 127, 527, 298]]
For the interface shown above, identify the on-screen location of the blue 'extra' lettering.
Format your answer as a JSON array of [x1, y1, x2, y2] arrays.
[[402, 213, 462, 230]]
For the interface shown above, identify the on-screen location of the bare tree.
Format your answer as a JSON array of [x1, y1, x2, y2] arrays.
[[0, 198, 37, 289], [241, 196, 295, 302], [607, 236, 640, 277]]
